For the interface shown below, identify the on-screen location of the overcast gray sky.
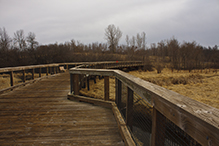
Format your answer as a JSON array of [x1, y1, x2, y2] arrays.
[[0, 0, 218, 47]]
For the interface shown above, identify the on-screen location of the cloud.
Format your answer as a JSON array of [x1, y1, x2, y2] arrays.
[[0, 0, 218, 47]]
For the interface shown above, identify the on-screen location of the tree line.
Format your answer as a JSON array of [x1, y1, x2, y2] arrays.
[[0, 25, 218, 72]]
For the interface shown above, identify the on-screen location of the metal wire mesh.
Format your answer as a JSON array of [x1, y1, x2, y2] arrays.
[[132, 92, 152, 146], [118, 85, 202, 146], [154, 110, 202, 146]]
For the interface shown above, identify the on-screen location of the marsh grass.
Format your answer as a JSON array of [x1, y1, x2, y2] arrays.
[[0, 72, 47, 90], [79, 68, 219, 109]]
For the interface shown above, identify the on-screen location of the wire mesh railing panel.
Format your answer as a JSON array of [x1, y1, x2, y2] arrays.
[[155, 110, 202, 146], [132, 92, 153, 146], [120, 82, 127, 119]]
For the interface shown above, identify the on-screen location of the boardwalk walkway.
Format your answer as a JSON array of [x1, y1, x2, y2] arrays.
[[0, 72, 124, 145]]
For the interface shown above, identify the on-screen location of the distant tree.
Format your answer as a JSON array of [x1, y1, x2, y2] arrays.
[[167, 37, 180, 70], [136, 33, 143, 49], [13, 30, 26, 50], [105, 24, 122, 53], [125, 35, 129, 47], [0, 27, 11, 51], [142, 32, 146, 50], [0, 27, 12, 67], [26, 32, 38, 49], [130, 36, 136, 47]]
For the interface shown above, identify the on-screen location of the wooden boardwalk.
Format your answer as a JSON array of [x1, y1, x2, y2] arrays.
[[0, 72, 124, 145]]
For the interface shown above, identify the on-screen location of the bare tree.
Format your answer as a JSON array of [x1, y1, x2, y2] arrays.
[[14, 30, 26, 50], [142, 32, 146, 50], [136, 33, 143, 49], [130, 36, 136, 47], [125, 35, 129, 47], [0, 27, 11, 51], [26, 32, 38, 49], [105, 24, 122, 53]]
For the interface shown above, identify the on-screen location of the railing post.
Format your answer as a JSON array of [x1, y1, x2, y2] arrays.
[[66, 64, 68, 70], [151, 107, 165, 146], [10, 71, 14, 86], [126, 87, 133, 131], [73, 74, 79, 95], [104, 76, 109, 101], [50, 67, 52, 75], [53, 66, 56, 74], [87, 76, 90, 91], [23, 70, 26, 82], [115, 78, 121, 109], [39, 68, 41, 77], [56, 66, 59, 73], [32, 68, 35, 79], [70, 73, 73, 94], [46, 67, 49, 76]]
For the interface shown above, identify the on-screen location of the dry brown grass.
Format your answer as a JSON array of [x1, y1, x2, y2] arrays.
[[80, 77, 116, 101], [129, 68, 219, 109], [79, 68, 219, 109], [0, 72, 47, 90]]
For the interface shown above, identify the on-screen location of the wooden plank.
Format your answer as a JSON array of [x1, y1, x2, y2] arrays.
[[113, 69, 219, 145], [39, 68, 41, 77], [0, 72, 124, 146], [67, 94, 113, 108], [115, 78, 122, 109], [32, 68, 35, 79], [23, 70, 26, 82], [46, 67, 49, 76], [151, 107, 165, 146], [126, 87, 133, 131], [73, 74, 79, 95], [104, 76, 109, 101], [10, 71, 13, 86], [112, 103, 136, 146], [0, 64, 59, 73], [69, 67, 219, 145], [70, 73, 73, 93]]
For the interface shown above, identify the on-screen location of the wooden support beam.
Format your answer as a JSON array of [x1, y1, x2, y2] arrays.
[[32, 68, 35, 79], [39, 68, 41, 77], [66, 64, 68, 70], [151, 107, 165, 146], [23, 70, 26, 82], [126, 87, 133, 131], [56, 66, 59, 73], [46, 67, 48, 76], [73, 74, 79, 95], [50, 67, 52, 75], [70, 74, 73, 93], [104, 76, 109, 101], [10, 71, 14, 86], [115, 78, 121, 109], [87, 77, 90, 91]]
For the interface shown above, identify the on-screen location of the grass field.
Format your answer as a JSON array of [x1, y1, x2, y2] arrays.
[[79, 68, 219, 109], [130, 68, 219, 109], [0, 72, 47, 90], [1, 68, 218, 109]]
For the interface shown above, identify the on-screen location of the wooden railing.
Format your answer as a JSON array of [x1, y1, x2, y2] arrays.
[[69, 67, 219, 146], [0, 61, 143, 94]]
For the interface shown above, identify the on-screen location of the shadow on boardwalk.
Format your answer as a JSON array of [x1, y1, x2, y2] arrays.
[[0, 72, 124, 145]]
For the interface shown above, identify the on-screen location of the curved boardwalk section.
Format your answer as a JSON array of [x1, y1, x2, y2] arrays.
[[0, 72, 124, 145]]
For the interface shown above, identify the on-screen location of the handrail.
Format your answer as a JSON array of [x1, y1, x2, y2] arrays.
[[0, 61, 143, 93], [69, 67, 219, 146]]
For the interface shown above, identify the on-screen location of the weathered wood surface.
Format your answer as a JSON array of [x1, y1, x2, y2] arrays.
[[69, 68, 219, 146], [0, 64, 59, 73], [0, 72, 124, 145]]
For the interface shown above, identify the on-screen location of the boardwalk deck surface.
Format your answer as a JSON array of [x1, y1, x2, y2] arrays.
[[0, 72, 124, 145]]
